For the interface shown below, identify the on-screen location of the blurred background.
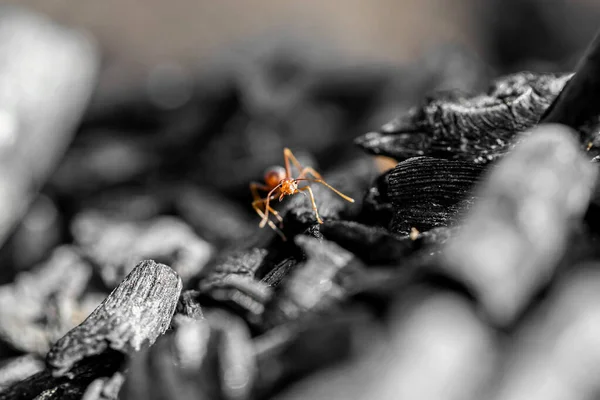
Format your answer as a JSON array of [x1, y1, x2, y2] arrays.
[[1, 1, 600, 398], [9, 0, 600, 92]]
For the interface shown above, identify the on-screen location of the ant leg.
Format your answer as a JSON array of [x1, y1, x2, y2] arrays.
[[299, 186, 323, 224], [283, 148, 305, 178], [250, 182, 270, 203], [252, 199, 287, 241], [261, 186, 282, 228], [297, 167, 323, 180], [302, 178, 355, 203]]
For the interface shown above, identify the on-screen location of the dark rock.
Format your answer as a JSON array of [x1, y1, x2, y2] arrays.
[[440, 124, 597, 326], [46, 260, 182, 377]]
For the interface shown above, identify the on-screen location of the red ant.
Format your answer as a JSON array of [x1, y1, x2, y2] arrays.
[[250, 148, 355, 240]]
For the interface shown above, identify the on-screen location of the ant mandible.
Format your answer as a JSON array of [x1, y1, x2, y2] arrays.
[[250, 148, 355, 240]]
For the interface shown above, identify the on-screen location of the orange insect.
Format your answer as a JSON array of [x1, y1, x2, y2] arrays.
[[250, 148, 355, 240]]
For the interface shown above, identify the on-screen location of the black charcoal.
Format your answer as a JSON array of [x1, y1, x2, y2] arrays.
[[72, 212, 213, 287], [262, 236, 365, 328], [0, 247, 92, 355], [441, 124, 597, 325], [386, 156, 485, 234], [356, 72, 572, 163], [199, 248, 273, 322], [46, 260, 182, 377]]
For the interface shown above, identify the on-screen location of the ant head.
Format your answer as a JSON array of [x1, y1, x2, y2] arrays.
[[264, 165, 286, 188]]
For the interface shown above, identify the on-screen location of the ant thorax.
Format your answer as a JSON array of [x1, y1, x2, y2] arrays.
[[279, 179, 299, 197]]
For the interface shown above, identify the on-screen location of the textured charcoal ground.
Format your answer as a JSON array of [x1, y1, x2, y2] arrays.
[[3, 4, 600, 400]]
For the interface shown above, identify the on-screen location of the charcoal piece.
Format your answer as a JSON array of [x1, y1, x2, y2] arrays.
[[72, 212, 213, 287], [122, 309, 254, 400], [541, 29, 600, 135], [120, 319, 221, 400], [491, 266, 600, 400], [282, 157, 379, 229], [46, 260, 182, 377], [0, 355, 44, 392], [441, 124, 597, 326], [276, 291, 494, 400], [321, 220, 413, 265], [262, 236, 365, 329], [175, 290, 204, 321], [359, 169, 394, 228], [81, 372, 124, 400], [199, 248, 273, 322], [0, 6, 98, 247], [356, 72, 572, 164], [173, 185, 255, 246], [361, 291, 495, 400], [385, 156, 485, 233], [0, 247, 92, 355], [260, 257, 297, 288], [253, 312, 368, 399], [0, 351, 124, 400], [321, 220, 458, 265], [204, 308, 256, 400]]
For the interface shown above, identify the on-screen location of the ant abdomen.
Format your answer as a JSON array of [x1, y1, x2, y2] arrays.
[[264, 166, 286, 188]]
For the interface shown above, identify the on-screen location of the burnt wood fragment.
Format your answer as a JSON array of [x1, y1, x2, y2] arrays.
[[46, 261, 182, 377], [357, 72, 573, 163], [440, 125, 597, 326]]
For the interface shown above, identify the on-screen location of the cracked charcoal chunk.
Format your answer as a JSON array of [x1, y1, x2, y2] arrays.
[[81, 372, 125, 400], [122, 309, 255, 400], [321, 221, 414, 265], [541, 29, 600, 132], [283, 157, 379, 230], [321, 220, 457, 266], [491, 266, 600, 400], [175, 290, 204, 321], [0, 247, 92, 355], [386, 156, 485, 234], [46, 260, 182, 377], [204, 309, 256, 400], [199, 248, 272, 321], [253, 312, 368, 399], [441, 124, 598, 326], [277, 291, 494, 400], [120, 319, 221, 400], [0, 351, 124, 400], [262, 236, 365, 329], [0, 355, 44, 392], [0, 6, 98, 247], [364, 291, 495, 400], [72, 212, 213, 287], [356, 72, 572, 164]]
